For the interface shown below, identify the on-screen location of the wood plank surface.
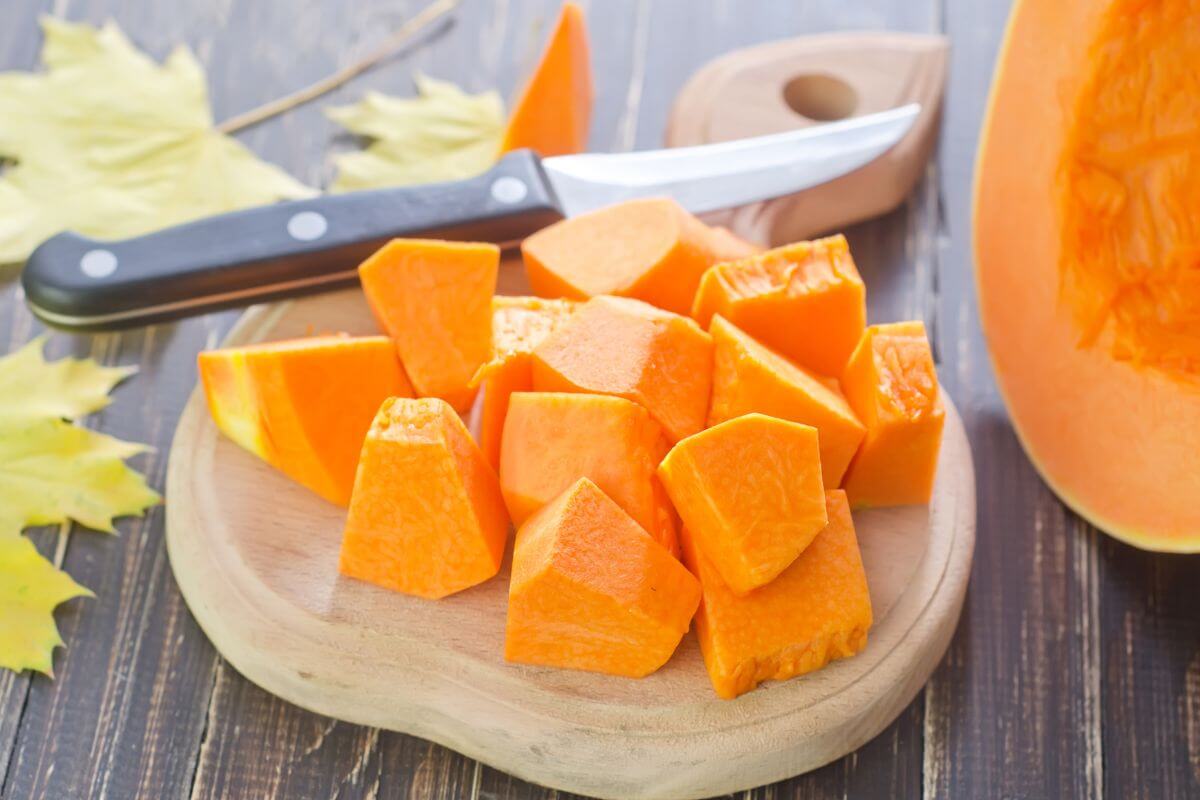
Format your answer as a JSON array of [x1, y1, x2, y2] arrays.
[[0, 0, 1197, 798]]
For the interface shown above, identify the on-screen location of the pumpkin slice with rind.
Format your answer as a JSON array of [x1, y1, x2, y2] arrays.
[[975, 0, 1200, 550], [198, 334, 411, 506]]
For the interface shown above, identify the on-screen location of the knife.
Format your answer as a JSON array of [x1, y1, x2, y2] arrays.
[[21, 103, 918, 331]]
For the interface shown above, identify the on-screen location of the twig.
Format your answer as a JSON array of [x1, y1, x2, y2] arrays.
[[216, 0, 459, 135]]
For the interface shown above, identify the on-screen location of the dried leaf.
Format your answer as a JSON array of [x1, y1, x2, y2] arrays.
[[326, 74, 504, 192], [0, 417, 160, 536], [0, 17, 314, 265], [0, 338, 159, 674], [0, 535, 92, 675], [0, 336, 134, 423]]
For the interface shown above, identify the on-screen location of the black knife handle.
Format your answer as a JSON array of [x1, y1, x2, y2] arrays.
[[21, 150, 563, 331]]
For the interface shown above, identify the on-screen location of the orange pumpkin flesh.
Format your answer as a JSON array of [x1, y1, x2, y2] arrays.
[[840, 322, 944, 508], [975, 0, 1200, 550], [339, 397, 510, 599], [499, 392, 678, 556], [658, 414, 827, 595], [691, 234, 866, 377], [498, 2, 592, 157], [708, 314, 865, 487], [505, 478, 700, 678], [358, 238, 498, 412], [531, 295, 714, 443], [471, 296, 577, 470], [522, 197, 722, 315], [681, 490, 872, 699], [198, 335, 411, 506]]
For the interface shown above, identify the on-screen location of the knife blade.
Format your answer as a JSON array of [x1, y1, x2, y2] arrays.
[[21, 104, 918, 331]]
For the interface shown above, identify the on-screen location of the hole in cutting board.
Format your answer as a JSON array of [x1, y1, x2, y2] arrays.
[[783, 74, 858, 121]]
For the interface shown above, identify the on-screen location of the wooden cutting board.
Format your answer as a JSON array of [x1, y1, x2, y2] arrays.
[[166, 281, 974, 800]]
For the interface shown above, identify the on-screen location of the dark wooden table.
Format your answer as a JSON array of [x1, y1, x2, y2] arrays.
[[2, 1, 1198, 798]]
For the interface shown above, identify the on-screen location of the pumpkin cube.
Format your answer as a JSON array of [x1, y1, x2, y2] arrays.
[[531, 295, 713, 442], [499, 392, 677, 556], [522, 198, 721, 315], [505, 478, 701, 678], [840, 321, 944, 507], [691, 234, 866, 376], [708, 315, 865, 486], [470, 296, 577, 470], [658, 413, 827, 595], [682, 490, 872, 699], [198, 334, 412, 506], [339, 397, 510, 599], [358, 238, 498, 411]]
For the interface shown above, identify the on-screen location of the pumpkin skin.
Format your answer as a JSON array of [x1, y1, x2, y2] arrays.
[[974, 0, 1200, 550]]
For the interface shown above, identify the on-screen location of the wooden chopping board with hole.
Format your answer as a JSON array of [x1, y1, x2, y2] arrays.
[[667, 32, 948, 246], [166, 257, 974, 798]]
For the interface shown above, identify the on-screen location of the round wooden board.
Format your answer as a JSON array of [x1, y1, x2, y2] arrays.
[[166, 286, 975, 800]]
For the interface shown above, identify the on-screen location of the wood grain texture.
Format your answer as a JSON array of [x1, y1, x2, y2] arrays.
[[2, 0, 1198, 798]]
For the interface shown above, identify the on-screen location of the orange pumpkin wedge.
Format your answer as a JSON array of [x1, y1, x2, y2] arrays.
[[339, 397, 510, 599], [198, 334, 411, 506], [498, 2, 592, 157], [840, 322, 944, 508], [522, 197, 722, 315], [975, 0, 1200, 550], [499, 391, 677, 556], [708, 314, 865, 487], [532, 295, 713, 442], [682, 490, 872, 699], [358, 238, 498, 412], [658, 414, 827, 595], [470, 296, 577, 470], [505, 478, 700, 678], [691, 234, 866, 376]]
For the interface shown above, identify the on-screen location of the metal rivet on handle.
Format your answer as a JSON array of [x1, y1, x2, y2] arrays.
[[287, 211, 328, 241], [490, 176, 528, 204], [80, 249, 118, 279]]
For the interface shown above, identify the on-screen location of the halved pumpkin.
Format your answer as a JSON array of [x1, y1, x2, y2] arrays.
[[975, 0, 1200, 550]]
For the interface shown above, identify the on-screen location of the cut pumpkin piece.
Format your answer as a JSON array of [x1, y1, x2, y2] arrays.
[[505, 477, 700, 678], [500, 392, 677, 556], [840, 322, 944, 507], [498, 2, 592, 157], [682, 490, 872, 699], [531, 295, 713, 442], [358, 238, 498, 412], [198, 334, 411, 506], [708, 315, 865, 486], [470, 296, 577, 470], [523, 197, 722, 315], [975, 0, 1200, 551], [658, 413, 827, 595], [339, 397, 510, 599], [691, 234, 866, 376]]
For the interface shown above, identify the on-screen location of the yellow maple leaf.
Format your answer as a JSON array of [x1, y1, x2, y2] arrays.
[[326, 74, 505, 192], [0, 338, 159, 674], [0, 417, 160, 536], [0, 17, 315, 265], [0, 535, 92, 675], [0, 336, 134, 423]]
